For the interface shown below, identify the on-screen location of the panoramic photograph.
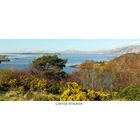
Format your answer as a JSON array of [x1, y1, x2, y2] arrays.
[[0, 39, 140, 101]]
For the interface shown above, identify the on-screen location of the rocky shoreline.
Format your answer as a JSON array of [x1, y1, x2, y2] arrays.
[[0, 55, 10, 63]]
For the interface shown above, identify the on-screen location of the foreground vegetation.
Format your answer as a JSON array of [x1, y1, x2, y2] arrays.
[[0, 53, 140, 101]]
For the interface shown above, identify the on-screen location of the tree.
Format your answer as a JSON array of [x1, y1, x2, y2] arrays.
[[31, 55, 67, 82]]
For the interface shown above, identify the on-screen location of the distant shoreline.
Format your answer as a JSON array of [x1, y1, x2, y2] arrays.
[[69, 61, 107, 69], [0, 52, 60, 55]]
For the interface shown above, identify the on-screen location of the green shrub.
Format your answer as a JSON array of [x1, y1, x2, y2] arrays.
[[119, 85, 140, 100], [49, 86, 60, 94], [33, 94, 49, 101], [0, 70, 13, 91], [47, 94, 60, 101]]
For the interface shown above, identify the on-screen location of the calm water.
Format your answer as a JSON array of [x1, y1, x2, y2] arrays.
[[0, 53, 114, 73]]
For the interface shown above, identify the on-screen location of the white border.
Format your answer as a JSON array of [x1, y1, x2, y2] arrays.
[[0, 0, 140, 39]]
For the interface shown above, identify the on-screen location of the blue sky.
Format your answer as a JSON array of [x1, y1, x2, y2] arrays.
[[0, 39, 140, 52]]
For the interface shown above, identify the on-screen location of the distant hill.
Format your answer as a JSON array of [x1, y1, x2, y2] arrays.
[[61, 45, 140, 56], [103, 45, 140, 56], [61, 50, 107, 54]]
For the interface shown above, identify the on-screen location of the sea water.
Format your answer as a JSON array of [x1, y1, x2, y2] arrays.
[[0, 53, 114, 73]]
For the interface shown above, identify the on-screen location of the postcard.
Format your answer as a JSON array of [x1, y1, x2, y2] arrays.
[[0, 39, 139, 101]]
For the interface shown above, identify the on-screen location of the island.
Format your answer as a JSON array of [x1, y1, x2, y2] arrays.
[[0, 55, 10, 63]]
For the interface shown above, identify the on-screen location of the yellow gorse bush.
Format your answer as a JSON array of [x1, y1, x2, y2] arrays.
[[9, 79, 17, 88], [37, 79, 51, 92], [60, 82, 112, 101], [61, 82, 91, 101]]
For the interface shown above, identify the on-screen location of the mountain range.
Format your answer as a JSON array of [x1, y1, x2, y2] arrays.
[[104, 45, 140, 56], [61, 45, 140, 56]]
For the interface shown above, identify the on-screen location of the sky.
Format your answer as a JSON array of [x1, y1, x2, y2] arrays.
[[0, 39, 140, 53]]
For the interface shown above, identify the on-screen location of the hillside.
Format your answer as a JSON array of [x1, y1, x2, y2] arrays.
[[105, 45, 140, 56], [72, 52, 140, 69], [70, 52, 140, 91]]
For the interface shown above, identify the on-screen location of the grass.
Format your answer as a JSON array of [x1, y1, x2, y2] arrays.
[[0, 91, 25, 101], [0, 91, 11, 101]]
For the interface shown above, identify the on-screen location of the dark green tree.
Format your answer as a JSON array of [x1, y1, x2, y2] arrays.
[[31, 55, 67, 82]]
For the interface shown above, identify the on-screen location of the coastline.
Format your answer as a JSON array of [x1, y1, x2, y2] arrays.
[[69, 61, 107, 69]]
